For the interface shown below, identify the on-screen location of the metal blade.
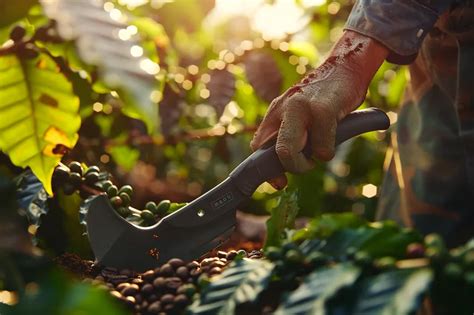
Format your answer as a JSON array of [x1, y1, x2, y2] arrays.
[[86, 177, 247, 271]]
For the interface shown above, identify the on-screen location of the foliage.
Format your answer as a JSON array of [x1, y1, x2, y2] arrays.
[[191, 214, 474, 314], [189, 258, 274, 314], [0, 53, 80, 195], [0, 0, 400, 219], [264, 188, 299, 248], [0, 172, 127, 315], [275, 263, 360, 314], [0, 1, 421, 314], [350, 268, 432, 315]]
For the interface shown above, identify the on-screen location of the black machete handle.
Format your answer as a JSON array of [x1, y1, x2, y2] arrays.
[[229, 107, 390, 196]]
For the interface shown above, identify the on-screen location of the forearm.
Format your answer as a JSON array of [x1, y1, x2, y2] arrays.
[[326, 30, 389, 85]]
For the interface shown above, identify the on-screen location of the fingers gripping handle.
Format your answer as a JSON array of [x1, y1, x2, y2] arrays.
[[229, 108, 390, 196]]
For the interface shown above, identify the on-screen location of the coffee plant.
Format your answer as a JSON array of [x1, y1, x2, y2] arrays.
[[3, 1, 465, 315]]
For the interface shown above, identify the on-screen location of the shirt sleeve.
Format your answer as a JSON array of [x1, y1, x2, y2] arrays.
[[344, 0, 460, 64]]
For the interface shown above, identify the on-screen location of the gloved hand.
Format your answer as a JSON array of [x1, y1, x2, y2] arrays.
[[251, 30, 389, 189]]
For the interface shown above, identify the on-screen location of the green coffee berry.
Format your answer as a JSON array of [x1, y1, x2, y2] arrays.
[[101, 180, 113, 191], [117, 207, 131, 217], [69, 161, 83, 176], [107, 185, 118, 197], [145, 201, 158, 214], [54, 166, 70, 181], [157, 200, 171, 215], [85, 172, 100, 185], [110, 196, 123, 208], [119, 185, 133, 196], [140, 210, 155, 222], [119, 192, 131, 206], [85, 166, 100, 175]]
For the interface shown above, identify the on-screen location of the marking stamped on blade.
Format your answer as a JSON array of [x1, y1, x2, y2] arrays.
[[211, 192, 233, 209]]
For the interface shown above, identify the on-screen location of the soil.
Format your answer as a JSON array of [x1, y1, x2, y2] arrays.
[[54, 239, 264, 315]]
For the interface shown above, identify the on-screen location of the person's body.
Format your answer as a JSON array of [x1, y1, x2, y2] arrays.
[[252, 0, 474, 247]]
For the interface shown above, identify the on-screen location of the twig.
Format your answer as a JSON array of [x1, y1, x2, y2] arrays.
[[101, 124, 258, 148]]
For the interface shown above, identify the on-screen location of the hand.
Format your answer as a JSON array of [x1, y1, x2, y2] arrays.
[[251, 30, 388, 189]]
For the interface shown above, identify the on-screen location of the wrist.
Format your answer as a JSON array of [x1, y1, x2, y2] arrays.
[[330, 30, 389, 83]]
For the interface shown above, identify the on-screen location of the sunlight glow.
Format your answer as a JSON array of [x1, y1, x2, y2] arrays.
[[118, 29, 132, 41], [109, 8, 123, 22], [118, 0, 148, 10], [362, 184, 378, 198], [0, 291, 17, 305], [252, 0, 310, 40], [130, 45, 144, 57], [301, 0, 327, 7], [150, 90, 162, 102], [139, 59, 160, 75], [200, 89, 210, 99]]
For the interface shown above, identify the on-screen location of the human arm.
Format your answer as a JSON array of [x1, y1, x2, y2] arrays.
[[251, 0, 462, 187]]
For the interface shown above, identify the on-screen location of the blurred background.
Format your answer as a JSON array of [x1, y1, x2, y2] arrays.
[[65, 0, 404, 217], [0, 0, 407, 256]]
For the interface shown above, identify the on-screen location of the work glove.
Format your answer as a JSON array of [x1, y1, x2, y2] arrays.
[[250, 30, 389, 189]]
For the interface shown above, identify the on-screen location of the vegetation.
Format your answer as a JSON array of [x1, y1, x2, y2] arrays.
[[3, 1, 470, 315]]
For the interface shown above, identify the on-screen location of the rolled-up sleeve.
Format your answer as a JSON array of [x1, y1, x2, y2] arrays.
[[345, 0, 459, 64]]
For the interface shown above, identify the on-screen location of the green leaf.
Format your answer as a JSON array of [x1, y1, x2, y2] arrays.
[[15, 170, 49, 230], [41, 0, 162, 133], [351, 268, 432, 315], [275, 263, 361, 315], [189, 259, 274, 315], [265, 189, 299, 248], [1, 269, 128, 315], [0, 0, 37, 28], [0, 53, 80, 195], [321, 223, 421, 259], [293, 212, 365, 241]]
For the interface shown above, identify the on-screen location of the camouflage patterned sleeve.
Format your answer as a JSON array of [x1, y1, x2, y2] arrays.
[[344, 0, 462, 65]]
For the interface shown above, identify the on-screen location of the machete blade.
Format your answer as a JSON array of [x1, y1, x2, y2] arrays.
[[86, 177, 246, 271]]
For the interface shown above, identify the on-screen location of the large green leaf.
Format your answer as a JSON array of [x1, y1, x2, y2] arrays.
[[265, 189, 299, 248], [40, 0, 161, 133], [189, 259, 274, 315], [275, 263, 360, 315], [0, 53, 80, 195], [351, 268, 432, 315], [321, 223, 421, 259]]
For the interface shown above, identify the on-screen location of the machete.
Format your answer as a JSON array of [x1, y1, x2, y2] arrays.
[[85, 108, 390, 271]]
